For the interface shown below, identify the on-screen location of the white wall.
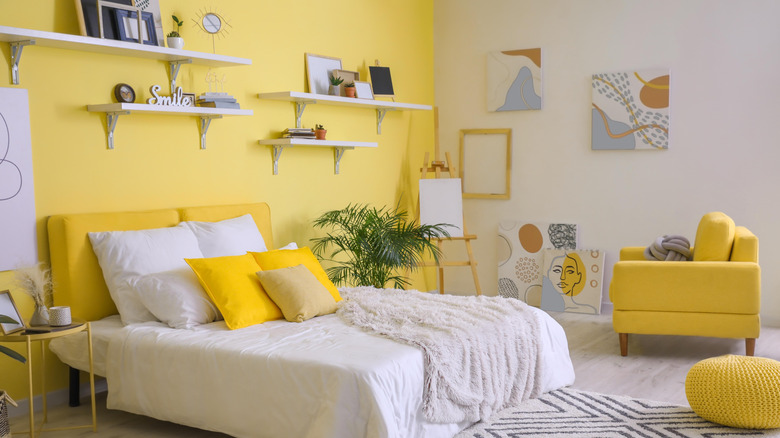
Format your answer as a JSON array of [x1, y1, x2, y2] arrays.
[[433, 0, 780, 326]]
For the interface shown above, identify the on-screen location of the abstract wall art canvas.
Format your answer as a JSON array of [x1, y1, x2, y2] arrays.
[[497, 221, 577, 306], [0, 88, 37, 270], [540, 249, 604, 315], [487, 48, 542, 112], [591, 69, 670, 150]]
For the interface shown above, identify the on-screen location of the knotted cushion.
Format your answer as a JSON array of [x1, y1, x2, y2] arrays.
[[686, 355, 780, 429], [644, 235, 691, 261]]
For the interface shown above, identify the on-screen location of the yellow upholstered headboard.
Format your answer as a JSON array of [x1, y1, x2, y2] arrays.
[[47, 203, 273, 321]]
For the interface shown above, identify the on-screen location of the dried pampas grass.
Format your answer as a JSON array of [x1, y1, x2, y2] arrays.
[[14, 263, 52, 307]]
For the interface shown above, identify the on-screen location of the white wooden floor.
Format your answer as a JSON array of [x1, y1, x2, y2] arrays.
[[9, 311, 780, 437]]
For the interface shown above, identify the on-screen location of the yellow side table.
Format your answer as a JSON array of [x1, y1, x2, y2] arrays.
[[0, 320, 96, 437]]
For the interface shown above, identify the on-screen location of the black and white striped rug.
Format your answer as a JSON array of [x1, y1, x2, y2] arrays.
[[456, 388, 779, 437]]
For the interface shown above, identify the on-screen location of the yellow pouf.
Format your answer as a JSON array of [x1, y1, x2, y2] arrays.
[[686, 354, 780, 429]]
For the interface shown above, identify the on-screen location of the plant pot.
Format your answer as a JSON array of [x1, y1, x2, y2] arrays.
[[167, 36, 184, 50], [345, 87, 356, 98], [315, 129, 327, 140], [328, 85, 340, 96]]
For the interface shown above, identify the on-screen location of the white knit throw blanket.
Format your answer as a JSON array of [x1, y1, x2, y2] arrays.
[[337, 287, 542, 424]]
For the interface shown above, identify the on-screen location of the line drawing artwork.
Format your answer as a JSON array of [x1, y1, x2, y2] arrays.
[[591, 69, 670, 150], [0, 112, 23, 201], [0, 88, 37, 271]]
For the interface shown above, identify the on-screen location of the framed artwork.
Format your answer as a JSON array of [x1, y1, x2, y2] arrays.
[[369, 66, 394, 97], [459, 128, 511, 199], [591, 68, 670, 150], [540, 249, 605, 315], [74, 0, 133, 40], [333, 69, 359, 96], [0, 290, 25, 335], [114, 8, 158, 45], [487, 48, 542, 111], [0, 88, 37, 271], [354, 81, 374, 99], [305, 53, 343, 95], [497, 221, 578, 306]]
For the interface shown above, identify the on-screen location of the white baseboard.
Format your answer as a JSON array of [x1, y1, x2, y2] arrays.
[[7, 379, 107, 419]]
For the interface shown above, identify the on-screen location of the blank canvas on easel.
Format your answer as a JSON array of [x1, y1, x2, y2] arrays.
[[419, 178, 464, 238]]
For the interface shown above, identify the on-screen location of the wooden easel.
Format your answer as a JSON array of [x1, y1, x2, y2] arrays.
[[419, 108, 482, 296]]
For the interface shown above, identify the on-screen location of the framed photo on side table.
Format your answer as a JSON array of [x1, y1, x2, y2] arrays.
[[0, 290, 24, 335], [305, 53, 343, 95]]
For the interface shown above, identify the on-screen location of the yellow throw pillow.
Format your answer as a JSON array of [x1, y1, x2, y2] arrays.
[[250, 247, 342, 302], [186, 253, 282, 329], [256, 264, 338, 322], [693, 212, 736, 261]]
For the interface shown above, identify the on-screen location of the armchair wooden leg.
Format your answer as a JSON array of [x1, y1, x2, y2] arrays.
[[745, 338, 756, 356], [619, 333, 628, 357]]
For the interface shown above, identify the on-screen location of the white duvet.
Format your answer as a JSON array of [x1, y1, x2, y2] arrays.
[[101, 306, 573, 438]]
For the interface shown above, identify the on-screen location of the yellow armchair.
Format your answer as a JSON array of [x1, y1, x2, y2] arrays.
[[610, 212, 760, 356]]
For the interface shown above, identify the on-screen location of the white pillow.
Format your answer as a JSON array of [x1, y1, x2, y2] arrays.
[[131, 268, 221, 329], [88, 226, 204, 325], [278, 242, 298, 250], [178, 214, 267, 258]]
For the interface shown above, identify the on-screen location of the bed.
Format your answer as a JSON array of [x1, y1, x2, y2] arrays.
[[47, 202, 575, 438]]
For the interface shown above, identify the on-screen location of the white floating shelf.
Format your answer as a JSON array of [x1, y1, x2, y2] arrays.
[[257, 138, 378, 175], [1, 25, 251, 86], [258, 91, 432, 134], [88, 103, 253, 150]]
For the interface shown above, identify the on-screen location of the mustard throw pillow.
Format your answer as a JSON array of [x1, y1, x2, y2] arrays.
[[186, 253, 282, 329], [256, 264, 338, 322], [250, 247, 342, 302], [693, 212, 736, 261]]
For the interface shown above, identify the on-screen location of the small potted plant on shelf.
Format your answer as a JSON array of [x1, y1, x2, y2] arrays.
[[167, 15, 185, 49], [344, 82, 356, 98], [315, 124, 327, 140], [328, 74, 344, 96]]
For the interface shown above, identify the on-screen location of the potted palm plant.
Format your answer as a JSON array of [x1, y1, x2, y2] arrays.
[[312, 203, 450, 289], [0, 314, 25, 363]]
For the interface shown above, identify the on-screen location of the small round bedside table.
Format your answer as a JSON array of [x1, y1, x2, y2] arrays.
[[0, 319, 96, 437]]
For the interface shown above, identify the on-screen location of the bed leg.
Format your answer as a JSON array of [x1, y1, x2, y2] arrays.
[[619, 333, 628, 357], [69, 366, 80, 407]]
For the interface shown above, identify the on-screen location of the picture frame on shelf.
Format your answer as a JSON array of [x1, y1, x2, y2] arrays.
[[0, 290, 25, 335], [114, 8, 158, 45], [354, 81, 374, 99], [369, 65, 395, 97], [305, 53, 343, 95], [74, 0, 133, 40], [334, 69, 359, 96]]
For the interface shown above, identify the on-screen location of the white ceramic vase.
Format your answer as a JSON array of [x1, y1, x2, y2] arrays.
[[167, 37, 184, 50]]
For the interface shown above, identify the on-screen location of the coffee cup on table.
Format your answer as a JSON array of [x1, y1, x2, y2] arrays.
[[48, 306, 72, 326]]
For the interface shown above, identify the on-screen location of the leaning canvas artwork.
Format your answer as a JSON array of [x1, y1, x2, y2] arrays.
[[540, 249, 605, 315], [591, 69, 670, 150], [497, 221, 577, 306], [487, 48, 542, 111]]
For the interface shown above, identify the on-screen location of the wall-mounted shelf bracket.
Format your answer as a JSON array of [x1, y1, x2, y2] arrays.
[[272, 145, 285, 175], [105, 111, 130, 149], [294, 102, 308, 128], [10, 40, 35, 85], [199, 115, 222, 149], [334, 146, 354, 174], [169, 59, 192, 93], [376, 109, 390, 134]]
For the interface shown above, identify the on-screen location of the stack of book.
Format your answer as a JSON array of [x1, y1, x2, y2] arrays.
[[282, 128, 315, 139], [197, 92, 240, 109]]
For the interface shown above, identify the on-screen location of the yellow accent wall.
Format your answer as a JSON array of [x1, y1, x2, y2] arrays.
[[0, 0, 434, 401]]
